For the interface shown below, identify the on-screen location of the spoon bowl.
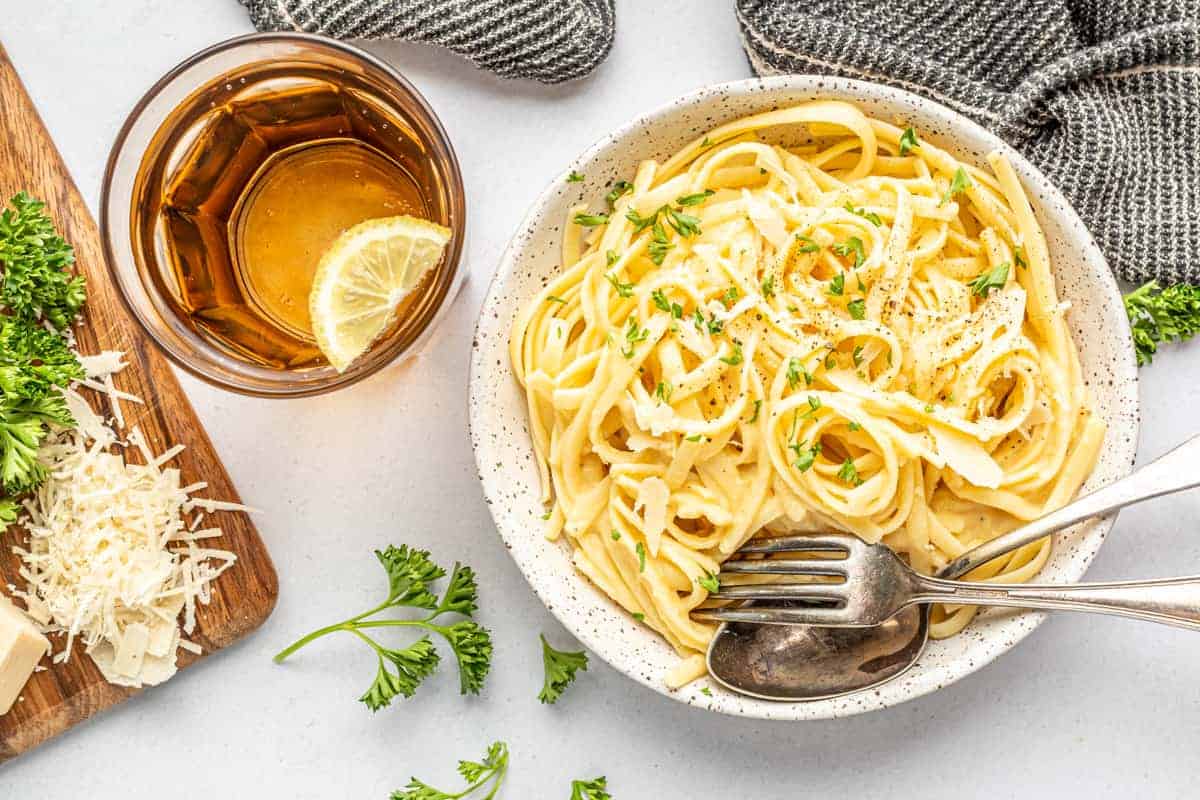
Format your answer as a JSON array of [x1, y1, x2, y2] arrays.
[[707, 604, 926, 701]]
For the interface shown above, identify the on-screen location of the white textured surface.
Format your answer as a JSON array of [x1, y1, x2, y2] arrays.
[[2, 1, 1198, 796]]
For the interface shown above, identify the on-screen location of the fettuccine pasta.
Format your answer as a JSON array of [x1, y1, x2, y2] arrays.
[[509, 101, 1104, 686]]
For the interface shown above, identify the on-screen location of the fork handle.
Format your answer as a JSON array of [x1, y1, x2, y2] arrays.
[[909, 574, 1200, 631], [941, 432, 1200, 580]]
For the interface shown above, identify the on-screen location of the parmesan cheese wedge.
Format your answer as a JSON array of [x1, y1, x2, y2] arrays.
[[0, 597, 49, 715]]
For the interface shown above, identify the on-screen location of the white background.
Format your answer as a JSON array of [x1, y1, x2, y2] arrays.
[[3, 1, 1200, 797]]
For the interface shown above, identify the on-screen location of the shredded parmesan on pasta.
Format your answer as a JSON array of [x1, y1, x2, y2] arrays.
[[511, 100, 1106, 685]]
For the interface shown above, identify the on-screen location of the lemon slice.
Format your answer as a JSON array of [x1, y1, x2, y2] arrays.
[[309, 215, 451, 372]]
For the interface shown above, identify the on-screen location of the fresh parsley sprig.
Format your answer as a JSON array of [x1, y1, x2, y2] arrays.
[[0, 192, 85, 330], [1124, 280, 1200, 366], [273, 545, 493, 711], [0, 193, 87, 503], [539, 634, 589, 704], [570, 777, 612, 800], [392, 741, 509, 800]]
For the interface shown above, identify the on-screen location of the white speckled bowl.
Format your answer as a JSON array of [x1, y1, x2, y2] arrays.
[[469, 76, 1139, 719]]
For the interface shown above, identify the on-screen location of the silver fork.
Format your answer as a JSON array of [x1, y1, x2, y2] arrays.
[[691, 534, 1200, 630]]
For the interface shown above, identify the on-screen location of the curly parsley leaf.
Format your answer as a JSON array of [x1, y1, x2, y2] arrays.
[[0, 317, 84, 400], [274, 546, 493, 711], [392, 741, 509, 800], [0, 392, 74, 494], [898, 126, 919, 156], [539, 633, 589, 704], [1124, 280, 1200, 366], [0, 192, 84, 330]]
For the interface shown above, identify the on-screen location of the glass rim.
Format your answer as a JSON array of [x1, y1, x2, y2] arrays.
[[99, 31, 467, 398]]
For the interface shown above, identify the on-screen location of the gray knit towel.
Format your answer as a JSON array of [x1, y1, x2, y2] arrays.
[[240, 0, 615, 84], [737, 0, 1200, 285]]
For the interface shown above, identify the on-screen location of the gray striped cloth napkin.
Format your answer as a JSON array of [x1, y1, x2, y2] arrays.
[[240, 0, 615, 84]]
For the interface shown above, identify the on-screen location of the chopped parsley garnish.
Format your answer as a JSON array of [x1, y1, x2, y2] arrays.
[[648, 221, 673, 265], [795, 234, 820, 253], [685, 434, 703, 442], [632, 612, 645, 622], [852, 345, 864, 367], [700, 687, 713, 697], [940, 166, 971, 206], [655, 380, 673, 404], [802, 395, 822, 418], [969, 261, 1010, 298], [844, 202, 882, 226], [790, 440, 821, 472], [677, 190, 714, 206], [924, 403, 935, 413], [837, 458, 863, 486], [626, 207, 658, 233], [698, 572, 720, 593], [1014, 245, 1028, 269], [692, 309, 724, 335], [605, 249, 618, 267], [722, 286, 740, 307], [574, 211, 609, 227], [1124, 280, 1200, 366], [567, 170, 585, 183], [761, 274, 776, 298], [828, 273, 845, 296], [847, 298, 866, 320], [666, 207, 701, 238], [786, 357, 804, 389], [606, 272, 634, 298], [605, 180, 633, 209], [848, 421, 862, 431], [538, 634, 589, 704], [651, 288, 683, 318], [825, 353, 838, 369], [748, 399, 762, 423], [611, 529, 621, 540], [546, 295, 567, 304], [391, 741, 508, 800], [273, 545, 492, 711], [635, 541, 646, 571], [719, 341, 743, 366], [620, 317, 649, 358], [832, 236, 866, 268], [898, 126, 919, 156]]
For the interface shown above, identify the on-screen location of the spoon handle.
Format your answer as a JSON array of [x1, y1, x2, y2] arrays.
[[908, 574, 1200, 631], [941, 432, 1200, 580]]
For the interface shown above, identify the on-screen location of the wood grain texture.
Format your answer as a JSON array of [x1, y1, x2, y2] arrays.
[[0, 44, 278, 761]]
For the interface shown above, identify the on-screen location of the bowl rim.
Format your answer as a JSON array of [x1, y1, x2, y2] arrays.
[[469, 74, 1139, 719], [98, 31, 467, 398]]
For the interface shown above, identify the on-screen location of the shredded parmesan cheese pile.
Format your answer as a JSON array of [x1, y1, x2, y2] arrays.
[[6, 353, 241, 688]]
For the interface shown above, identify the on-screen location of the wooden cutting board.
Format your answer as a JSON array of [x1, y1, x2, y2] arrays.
[[0, 44, 278, 761]]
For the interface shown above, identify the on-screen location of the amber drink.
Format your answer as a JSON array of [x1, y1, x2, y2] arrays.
[[102, 34, 465, 396]]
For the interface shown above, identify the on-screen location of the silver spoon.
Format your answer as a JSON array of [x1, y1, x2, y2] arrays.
[[705, 432, 1200, 701]]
